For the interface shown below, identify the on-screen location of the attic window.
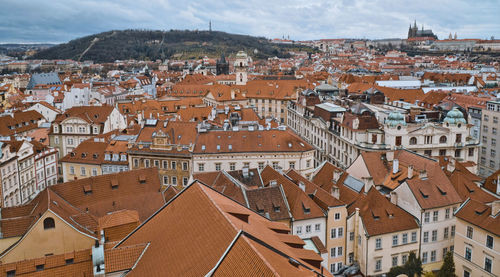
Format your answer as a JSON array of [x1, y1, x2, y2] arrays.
[[475, 207, 488, 215], [201, 145, 206, 151], [272, 201, 280, 212], [256, 203, 264, 213], [385, 209, 394, 218], [139, 175, 146, 183], [36, 264, 44, 271], [371, 211, 380, 220], [436, 185, 447, 195], [228, 144, 232, 150], [111, 179, 119, 189], [83, 184, 92, 195], [6, 270, 15, 277], [302, 203, 310, 214], [228, 212, 249, 223], [81, 153, 87, 158], [419, 189, 429, 198]]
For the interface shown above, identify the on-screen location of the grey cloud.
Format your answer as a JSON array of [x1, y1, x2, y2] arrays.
[[0, 0, 498, 43]]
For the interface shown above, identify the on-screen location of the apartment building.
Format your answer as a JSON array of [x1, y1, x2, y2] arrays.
[[391, 151, 463, 272], [454, 199, 499, 277], [193, 128, 316, 177], [479, 100, 500, 177], [128, 120, 196, 190], [49, 105, 126, 158]]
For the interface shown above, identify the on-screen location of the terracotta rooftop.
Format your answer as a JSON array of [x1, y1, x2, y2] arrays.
[[115, 181, 327, 276], [455, 198, 500, 236]]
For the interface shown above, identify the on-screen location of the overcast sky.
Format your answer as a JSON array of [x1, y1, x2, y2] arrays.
[[1, 0, 499, 43]]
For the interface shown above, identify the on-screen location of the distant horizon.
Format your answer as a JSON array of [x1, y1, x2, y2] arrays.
[[1, 0, 499, 44], [0, 28, 497, 46]]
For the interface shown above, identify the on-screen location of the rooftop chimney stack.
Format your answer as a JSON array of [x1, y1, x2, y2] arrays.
[[331, 185, 340, 199], [393, 159, 399, 174], [408, 165, 414, 179], [298, 181, 306, 192], [492, 200, 500, 216], [333, 170, 342, 183], [362, 176, 374, 193], [419, 170, 428, 180]]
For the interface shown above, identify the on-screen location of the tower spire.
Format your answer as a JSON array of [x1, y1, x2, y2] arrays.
[[209, 20, 212, 32]]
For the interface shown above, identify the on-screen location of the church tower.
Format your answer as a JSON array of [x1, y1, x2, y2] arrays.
[[234, 51, 248, 85]]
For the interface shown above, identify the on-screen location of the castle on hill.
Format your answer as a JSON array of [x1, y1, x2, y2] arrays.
[[408, 20, 438, 39]]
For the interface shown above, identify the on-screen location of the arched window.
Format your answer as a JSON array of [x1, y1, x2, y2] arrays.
[[439, 136, 447, 144], [43, 217, 55, 230], [409, 137, 417, 145]]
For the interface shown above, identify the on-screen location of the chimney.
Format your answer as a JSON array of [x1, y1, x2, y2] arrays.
[[92, 230, 105, 276], [447, 158, 456, 173], [386, 151, 394, 161], [419, 170, 427, 180], [390, 191, 398, 205], [230, 90, 235, 100], [332, 170, 342, 183], [392, 159, 399, 174], [298, 181, 306, 192], [362, 176, 374, 193], [492, 200, 500, 216], [331, 185, 340, 199], [408, 165, 414, 179], [242, 166, 249, 178], [496, 174, 500, 195]]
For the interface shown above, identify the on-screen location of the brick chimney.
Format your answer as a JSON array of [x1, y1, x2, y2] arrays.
[[362, 176, 374, 193], [390, 191, 398, 205], [392, 159, 399, 174]]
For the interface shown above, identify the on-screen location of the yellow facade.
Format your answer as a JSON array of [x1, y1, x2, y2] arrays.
[[326, 206, 348, 273], [454, 218, 498, 277], [61, 162, 102, 182], [0, 211, 96, 264]]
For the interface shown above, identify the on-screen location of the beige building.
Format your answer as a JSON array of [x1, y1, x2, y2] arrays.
[[454, 199, 499, 277], [49, 105, 126, 158], [479, 100, 500, 177], [193, 129, 316, 177]]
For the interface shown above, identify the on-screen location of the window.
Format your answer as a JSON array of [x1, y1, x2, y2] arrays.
[[337, 246, 343, 256], [144, 159, 150, 168], [349, 253, 354, 264], [409, 137, 417, 145], [444, 227, 449, 239], [392, 235, 398, 246], [432, 230, 437, 242], [456, 134, 462, 143], [349, 232, 354, 241], [171, 161, 176, 170], [396, 136, 402, 146], [331, 248, 336, 257], [6, 270, 15, 277], [154, 160, 159, 168], [424, 212, 430, 223], [443, 248, 448, 259], [230, 163, 236, 171], [411, 231, 417, 242], [445, 208, 450, 219], [134, 159, 139, 168], [433, 211, 438, 221], [306, 225, 311, 233], [296, 226, 302, 235], [431, 250, 436, 262], [466, 226, 473, 239], [306, 159, 311, 168], [439, 149, 446, 156], [465, 247, 472, 261], [375, 259, 382, 271], [375, 238, 382, 249], [69, 166, 75, 175], [331, 228, 337, 238], [338, 227, 343, 237], [486, 235, 493, 249], [330, 263, 335, 274], [272, 162, 279, 169], [92, 168, 97, 176], [392, 256, 398, 267], [162, 160, 168, 169], [43, 217, 55, 229], [423, 231, 429, 243], [258, 162, 264, 170], [80, 167, 86, 176], [422, 252, 428, 263], [215, 163, 221, 171], [163, 176, 168, 185], [451, 225, 455, 237], [172, 177, 177, 185], [455, 149, 461, 158], [335, 213, 341, 220], [315, 224, 320, 231], [183, 177, 188, 187], [402, 233, 408, 244], [198, 163, 205, 172], [439, 136, 447, 144], [483, 126, 489, 133], [464, 270, 470, 277], [485, 257, 492, 273], [289, 161, 295, 169]]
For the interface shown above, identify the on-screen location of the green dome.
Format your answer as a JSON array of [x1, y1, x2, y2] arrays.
[[444, 108, 466, 125], [386, 111, 406, 127]]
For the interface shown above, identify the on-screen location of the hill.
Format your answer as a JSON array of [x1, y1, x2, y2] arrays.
[[30, 29, 316, 62]]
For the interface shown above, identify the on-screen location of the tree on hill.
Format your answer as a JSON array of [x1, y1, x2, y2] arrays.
[[437, 251, 456, 277]]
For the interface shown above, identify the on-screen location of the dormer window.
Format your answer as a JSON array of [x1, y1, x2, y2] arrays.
[[302, 203, 310, 214], [104, 154, 111, 161], [43, 217, 55, 229], [120, 154, 127, 161]]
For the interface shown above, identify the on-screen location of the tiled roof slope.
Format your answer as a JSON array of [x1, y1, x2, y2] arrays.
[[348, 188, 419, 236], [115, 181, 326, 276], [455, 199, 500, 236]]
